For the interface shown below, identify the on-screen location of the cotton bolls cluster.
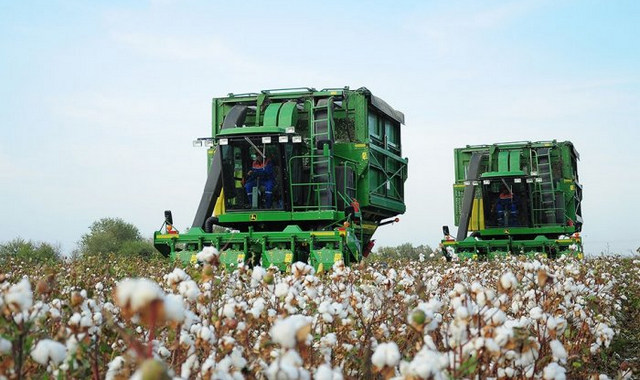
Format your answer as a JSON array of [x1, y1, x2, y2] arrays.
[[0, 251, 637, 379]]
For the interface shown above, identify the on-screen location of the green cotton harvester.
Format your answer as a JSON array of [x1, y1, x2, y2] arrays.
[[441, 141, 584, 260], [154, 87, 408, 270]]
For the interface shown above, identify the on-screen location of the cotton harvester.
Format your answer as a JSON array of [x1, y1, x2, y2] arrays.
[[154, 87, 408, 270], [441, 141, 584, 260]]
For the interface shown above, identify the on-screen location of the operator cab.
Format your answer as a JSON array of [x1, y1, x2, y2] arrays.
[[219, 136, 304, 211], [481, 177, 532, 228]]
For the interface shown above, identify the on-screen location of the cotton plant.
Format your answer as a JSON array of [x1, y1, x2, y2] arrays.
[[1, 251, 638, 379]]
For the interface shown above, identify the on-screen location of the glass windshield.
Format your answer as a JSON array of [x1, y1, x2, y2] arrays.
[[220, 138, 286, 211], [482, 179, 531, 228]]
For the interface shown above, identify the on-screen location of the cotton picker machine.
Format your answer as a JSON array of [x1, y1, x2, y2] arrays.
[[441, 141, 584, 260], [154, 87, 408, 270]]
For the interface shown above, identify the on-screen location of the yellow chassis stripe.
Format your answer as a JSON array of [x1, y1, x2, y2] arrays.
[[156, 234, 179, 239], [310, 232, 337, 237]]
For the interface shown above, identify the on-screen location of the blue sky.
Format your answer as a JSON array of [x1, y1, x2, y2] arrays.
[[1, 0, 639, 255]]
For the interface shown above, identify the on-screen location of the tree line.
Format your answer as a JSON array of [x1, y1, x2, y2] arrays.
[[1, 217, 438, 264], [0, 218, 158, 264]]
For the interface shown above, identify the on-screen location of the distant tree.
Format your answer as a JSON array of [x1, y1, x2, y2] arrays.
[[373, 242, 434, 261], [0, 237, 61, 263], [76, 217, 158, 258]]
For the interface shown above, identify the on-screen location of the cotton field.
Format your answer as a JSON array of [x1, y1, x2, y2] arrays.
[[1, 252, 638, 379]]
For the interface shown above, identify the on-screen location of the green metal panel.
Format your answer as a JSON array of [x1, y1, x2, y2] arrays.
[[509, 150, 521, 172], [498, 151, 509, 172], [278, 101, 298, 127], [263, 103, 283, 127]]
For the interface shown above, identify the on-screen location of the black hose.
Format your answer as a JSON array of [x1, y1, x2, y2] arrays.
[[205, 217, 219, 233]]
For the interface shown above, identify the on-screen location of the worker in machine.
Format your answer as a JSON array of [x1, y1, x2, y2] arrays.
[[244, 153, 275, 208], [496, 185, 519, 227]]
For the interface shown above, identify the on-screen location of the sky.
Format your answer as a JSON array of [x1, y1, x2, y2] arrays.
[[1, 0, 639, 256]]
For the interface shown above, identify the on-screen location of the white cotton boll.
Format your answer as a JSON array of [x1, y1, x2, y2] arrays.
[[595, 323, 614, 347], [453, 283, 466, 295], [547, 316, 558, 330], [95, 282, 104, 292], [229, 347, 248, 370], [165, 268, 188, 286], [495, 325, 514, 347], [476, 292, 487, 307], [5, 278, 33, 312], [530, 307, 543, 320], [266, 349, 308, 380], [292, 262, 315, 277], [371, 342, 401, 369], [470, 282, 483, 293], [196, 246, 219, 264], [115, 278, 164, 312], [249, 298, 266, 318], [49, 307, 61, 319], [275, 283, 290, 297], [455, 306, 469, 320], [164, 294, 185, 323], [424, 298, 443, 314], [315, 363, 343, 380], [92, 312, 103, 326], [158, 346, 170, 358], [485, 338, 500, 353], [270, 315, 312, 349], [223, 302, 237, 319], [543, 362, 566, 380], [490, 309, 507, 325], [189, 323, 202, 336], [400, 346, 448, 379], [320, 333, 337, 347], [0, 338, 12, 354], [550, 340, 567, 363], [178, 280, 200, 301], [499, 272, 518, 291], [69, 313, 82, 327], [199, 326, 214, 343], [105, 356, 125, 380], [181, 353, 198, 379], [80, 314, 93, 328], [252, 266, 267, 281], [31, 339, 67, 365]]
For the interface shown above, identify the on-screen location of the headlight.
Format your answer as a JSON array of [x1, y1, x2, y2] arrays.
[[193, 140, 203, 147], [514, 178, 522, 183], [285, 126, 295, 134], [219, 138, 229, 145], [262, 136, 272, 144], [292, 136, 302, 143], [205, 139, 214, 147], [279, 136, 288, 143], [483, 180, 490, 185]]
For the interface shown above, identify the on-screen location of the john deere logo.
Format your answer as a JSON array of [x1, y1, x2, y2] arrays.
[[250, 214, 257, 221], [504, 229, 510, 234]]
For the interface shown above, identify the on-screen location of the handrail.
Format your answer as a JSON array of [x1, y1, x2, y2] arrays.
[[261, 87, 317, 94]]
